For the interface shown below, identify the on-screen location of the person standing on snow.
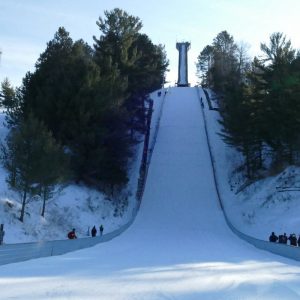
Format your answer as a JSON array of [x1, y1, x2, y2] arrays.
[[0, 224, 5, 245], [288, 233, 297, 246], [278, 233, 287, 244], [297, 235, 300, 247], [68, 228, 77, 239], [91, 226, 97, 237], [269, 232, 278, 242], [99, 225, 104, 236], [282, 233, 288, 244]]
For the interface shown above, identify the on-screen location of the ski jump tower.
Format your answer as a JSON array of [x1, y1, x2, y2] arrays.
[[176, 42, 190, 87]]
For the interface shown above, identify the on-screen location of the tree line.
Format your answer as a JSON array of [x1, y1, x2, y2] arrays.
[[197, 31, 300, 179], [0, 8, 168, 222]]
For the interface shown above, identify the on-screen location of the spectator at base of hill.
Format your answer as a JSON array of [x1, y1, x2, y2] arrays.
[[278, 233, 288, 244], [269, 232, 278, 243], [68, 228, 77, 239]]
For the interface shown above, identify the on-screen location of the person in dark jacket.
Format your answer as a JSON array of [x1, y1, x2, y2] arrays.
[[91, 226, 97, 237], [0, 224, 5, 245], [298, 235, 300, 247], [278, 233, 288, 244], [283, 233, 288, 244], [68, 228, 77, 239], [269, 232, 278, 242], [288, 233, 297, 246], [99, 225, 104, 236], [278, 234, 284, 243]]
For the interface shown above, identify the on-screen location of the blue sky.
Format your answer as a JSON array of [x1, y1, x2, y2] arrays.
[[1, 0, 300, 87]]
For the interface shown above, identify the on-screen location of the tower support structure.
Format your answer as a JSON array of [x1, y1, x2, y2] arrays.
[[176, 42, 190, 87]]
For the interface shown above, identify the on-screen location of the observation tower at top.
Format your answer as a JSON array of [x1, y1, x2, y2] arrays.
[[176, 42, 190, 87]]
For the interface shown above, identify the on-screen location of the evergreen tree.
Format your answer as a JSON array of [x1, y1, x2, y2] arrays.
[[125, 34, 168, 136], [0, 78, 15, 108], [211, 31, 238, 94], [37, 133, 69, 217], [92, 8, 168, 191], [1, 115, 66, 222], [197, 31, 261, 178], [94, 9, 168, 137], [198, 30, 300, 177], [19, 28, 113, 185], [7, 12, 168, 196], [196, 45, 214, 86], [0, 76, 25, 128], [259, 33, 298, 163]]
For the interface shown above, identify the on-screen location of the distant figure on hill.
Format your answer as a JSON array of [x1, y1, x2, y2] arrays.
[[269, 232, 278, 243], [67, 228, 77, 239], [0, 224, 5, 245], [200, 97, 204, 108], [278, 233, 288, 244], [288, 233, 297, 246], [91, 226, 97, 237], [99, 225, 104, 236]]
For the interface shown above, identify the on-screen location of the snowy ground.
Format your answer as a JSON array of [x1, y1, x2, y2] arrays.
[[1, 87, 300, 299]]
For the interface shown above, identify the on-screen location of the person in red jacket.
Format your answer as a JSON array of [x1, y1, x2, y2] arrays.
[[67, 228, 77, 239]]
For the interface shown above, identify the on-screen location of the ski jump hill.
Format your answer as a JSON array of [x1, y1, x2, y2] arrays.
[[1, 87, 300, 299]]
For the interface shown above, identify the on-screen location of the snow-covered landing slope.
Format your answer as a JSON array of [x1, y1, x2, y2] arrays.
[[1, 87, 300, 300]]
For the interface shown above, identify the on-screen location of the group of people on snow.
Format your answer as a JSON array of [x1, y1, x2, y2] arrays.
[[269, 232, 300, 246], [91, 225, 104, 237], [67, 225, 104, 240]]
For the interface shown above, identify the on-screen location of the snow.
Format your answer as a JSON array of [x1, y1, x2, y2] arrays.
[[1, 87, 300, 299]]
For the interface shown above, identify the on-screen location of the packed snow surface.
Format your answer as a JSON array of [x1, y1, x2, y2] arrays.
[[1, 87, 300, 299]]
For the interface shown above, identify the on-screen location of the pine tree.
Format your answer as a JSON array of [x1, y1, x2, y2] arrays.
[[10, 14, 168, 195], [0, 78, 15, 108], [93, 9, 168, 138], [197, 31, 261, 178], [196, 45, 214, 86], [259, 33, 297, 163], [1, 115, 67, 222], [92, 8, 168, 191]]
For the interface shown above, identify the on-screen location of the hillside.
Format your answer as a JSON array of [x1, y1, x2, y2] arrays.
[[204, 89, 300, 241], [1, 86, 300, 245], [1, 87, 300, 300], [0, 90, 164, 244]]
